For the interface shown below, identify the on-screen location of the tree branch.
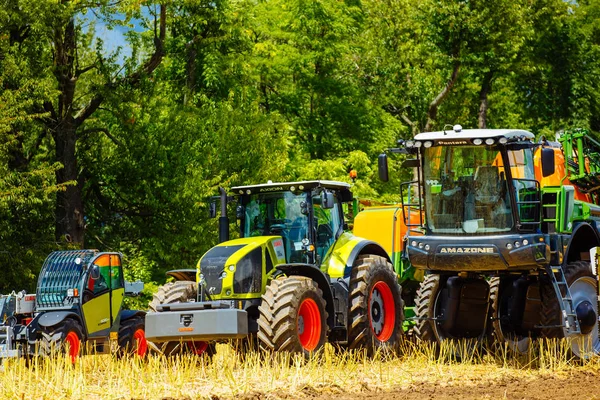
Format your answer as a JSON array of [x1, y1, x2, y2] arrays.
[[74, 4, 167, 127], [424, 60, 461, 132], [79, 127, 123, 147]]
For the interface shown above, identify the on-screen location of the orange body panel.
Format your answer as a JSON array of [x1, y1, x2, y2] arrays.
[[533, 148, 592, 202]]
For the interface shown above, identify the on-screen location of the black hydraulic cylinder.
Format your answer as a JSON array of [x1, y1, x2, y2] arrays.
[[218, 187, 229, 243]]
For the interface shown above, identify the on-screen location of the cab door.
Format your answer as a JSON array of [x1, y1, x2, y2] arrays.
[[81, 254, 124, 337]]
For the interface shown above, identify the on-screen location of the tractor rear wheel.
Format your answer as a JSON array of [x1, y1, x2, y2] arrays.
[[541, 261, 600, 358], [257, 276, 328, 356], [38, 318, 84, 364], [347, 255, 404, 354], [118, 315, 148, 357], [148, 281, 215, 357]]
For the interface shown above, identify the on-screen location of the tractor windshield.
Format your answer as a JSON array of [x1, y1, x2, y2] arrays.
[[423, 145, 514, 235], [242, 191, 309, 262]]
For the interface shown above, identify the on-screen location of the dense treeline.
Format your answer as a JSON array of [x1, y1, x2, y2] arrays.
[[1, 0, 599, 293]]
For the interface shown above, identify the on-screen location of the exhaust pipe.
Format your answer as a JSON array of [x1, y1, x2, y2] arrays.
[[218, 187, 229, 243]]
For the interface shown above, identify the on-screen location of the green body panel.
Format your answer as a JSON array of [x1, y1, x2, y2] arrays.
[[82, 293, 111, 335], [196, 236, 286, 301], [321, 231, 363, 278]]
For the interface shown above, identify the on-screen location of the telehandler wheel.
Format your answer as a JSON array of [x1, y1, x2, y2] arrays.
[[38, 318, 84, 364], [489, 277, 533, 355], [347, 255, 404, 354], [257, 276, 328, 356], [541, 261, 600, 358], [118, 316, 148, 357]]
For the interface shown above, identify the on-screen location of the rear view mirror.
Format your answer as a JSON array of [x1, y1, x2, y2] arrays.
[[90, 265, 100, 280], [322, 192, 335, 209], [378, 153, 389, 182], [541, 148, 555, 177], [209, 202, 217, 218]]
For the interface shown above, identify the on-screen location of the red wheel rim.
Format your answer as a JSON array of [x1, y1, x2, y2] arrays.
[[297, 298, 321, 351], [65, 331, 80, 364], [133, 328, 148, 357], [369, 281, 395, 341], [188, 341, 209, 355]]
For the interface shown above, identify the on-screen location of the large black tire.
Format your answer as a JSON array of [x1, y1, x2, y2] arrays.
[[413, 274, 441, 342], [38, 318, 84, 364], [541, 261, 600, 357], [148, 281, 214, 357], [118, 315, 148, 358], [148, 281, 196, 312], [489, 277, 533, 354], [347, 255, 404, 354], [257, 275, 328, 356]]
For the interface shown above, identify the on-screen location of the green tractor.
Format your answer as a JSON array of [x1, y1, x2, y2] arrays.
[[146, 181, 404, 355], [0, 250, 147, 364]]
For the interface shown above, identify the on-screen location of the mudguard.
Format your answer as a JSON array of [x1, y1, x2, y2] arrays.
[[119, 309, 146, 322], [323, 232, 391, 279], [566, 222, 600, 264], [166, 269, 197, 282], [36, 311, 82, 328]]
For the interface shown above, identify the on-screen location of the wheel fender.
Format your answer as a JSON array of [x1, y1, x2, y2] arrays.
[[343, 240, 392, 278], [36, 311, 82, 328], [276, 264, 335, 329], [166, 269, 197, 282], [565, 222, 600, 264], [119, 309, 146, 322]]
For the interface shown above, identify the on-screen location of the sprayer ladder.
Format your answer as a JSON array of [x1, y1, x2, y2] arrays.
[[545, 265, 581, 335]]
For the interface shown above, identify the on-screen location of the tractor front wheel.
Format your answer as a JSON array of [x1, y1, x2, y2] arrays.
[[347, 255, 404, 354], [118, 315, 148, 358], [257, 276, 328, 356], [38, 318, 84, 364]]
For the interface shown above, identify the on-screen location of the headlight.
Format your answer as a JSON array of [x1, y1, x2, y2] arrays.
[[485, 138, 495, 145], [473, 138, 483, 145]]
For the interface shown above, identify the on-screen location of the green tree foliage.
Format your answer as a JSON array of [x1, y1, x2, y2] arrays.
[[1, 0, 600, 294]]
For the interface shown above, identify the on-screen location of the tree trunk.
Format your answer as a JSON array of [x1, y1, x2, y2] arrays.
[[46, 4, 167, 247], [54, 122, 85, 245], [478, 71, 494, 129], [424, 61, 460, 132]]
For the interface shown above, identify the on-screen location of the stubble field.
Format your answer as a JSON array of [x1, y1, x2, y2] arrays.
[[2, 340, 600, 400]]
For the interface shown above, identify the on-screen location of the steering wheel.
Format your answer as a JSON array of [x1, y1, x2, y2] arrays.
[[269, 219, 291, 234]]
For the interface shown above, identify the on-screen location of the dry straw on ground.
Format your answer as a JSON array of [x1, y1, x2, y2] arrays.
[[1, 339, 599, 400]]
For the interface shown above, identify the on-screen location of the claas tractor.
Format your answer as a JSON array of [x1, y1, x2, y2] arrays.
[[378, 125, 600, 357], [145, 180, 404, 356], [0, 250, 147, 364]]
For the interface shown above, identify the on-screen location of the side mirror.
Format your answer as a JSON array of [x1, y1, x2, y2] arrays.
[[90, 265, 100, 280], [209, 202, 217, 218], [541, 148, 555, 177], [322, 192, 335, 209], [378, 153, 389, 182]]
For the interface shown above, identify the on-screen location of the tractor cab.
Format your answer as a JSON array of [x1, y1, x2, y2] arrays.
[[232, 181, 352, 265]]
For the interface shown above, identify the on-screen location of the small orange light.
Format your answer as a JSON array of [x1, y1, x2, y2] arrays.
[[308, 245, 315, 252], [74, 288, 79, 297], [349, 170, 358, 179], [178, 327, 194, 332]]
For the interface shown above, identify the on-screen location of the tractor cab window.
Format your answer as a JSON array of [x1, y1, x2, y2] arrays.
[[242, 191, 309, 262], [423, 145, 513, 235], [312, 192, 342, 263]]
